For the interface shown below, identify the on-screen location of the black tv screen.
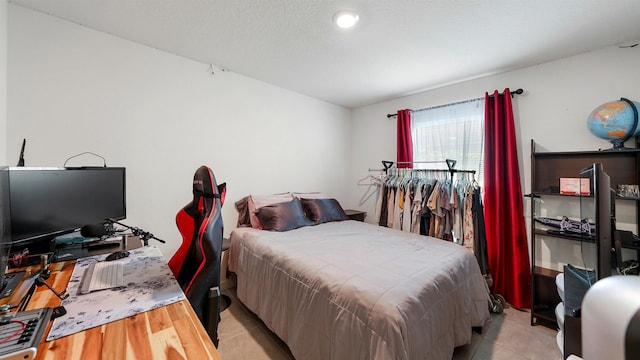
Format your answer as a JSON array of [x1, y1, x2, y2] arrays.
[[0, 167, 10, 246], [8, 167, 126, 245], [0, 167, 10, 285]]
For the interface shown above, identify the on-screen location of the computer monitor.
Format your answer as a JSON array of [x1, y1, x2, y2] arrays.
[[6, 167, 126, 253], [0, 167, 10, 291]]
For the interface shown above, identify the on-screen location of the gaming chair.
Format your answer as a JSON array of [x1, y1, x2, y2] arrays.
[[168, 166, 226, 346]]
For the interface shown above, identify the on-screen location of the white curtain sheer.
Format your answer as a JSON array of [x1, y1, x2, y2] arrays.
[[411, 99, 485, 182]]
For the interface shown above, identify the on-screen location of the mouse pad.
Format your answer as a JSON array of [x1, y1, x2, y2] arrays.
[[46, 246, 186, 341]]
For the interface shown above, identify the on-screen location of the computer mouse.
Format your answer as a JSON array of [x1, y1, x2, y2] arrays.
[[105, 250, 130, 261]]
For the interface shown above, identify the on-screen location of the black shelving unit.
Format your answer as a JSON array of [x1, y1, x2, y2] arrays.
[[530, 139, 640, 358]]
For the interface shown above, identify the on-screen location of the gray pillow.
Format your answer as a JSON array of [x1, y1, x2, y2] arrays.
[[301, 198, 348, 224], [256, 198, 313, 231]]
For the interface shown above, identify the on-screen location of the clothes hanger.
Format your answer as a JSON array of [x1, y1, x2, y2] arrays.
[[385, 169, 398, 187], [401, 169, 413, 188], [357, 173, 383, 186], [358, 181, 380, 206]]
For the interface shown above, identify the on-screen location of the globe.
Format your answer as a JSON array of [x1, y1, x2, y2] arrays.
[[587, 98, 640, 149]]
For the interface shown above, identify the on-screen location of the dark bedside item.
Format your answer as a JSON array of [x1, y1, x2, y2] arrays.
[[105, 250, 130, 261], [222, 237, 231, 279], [344, 209, 367, 222], [220, 237, 232, 312]]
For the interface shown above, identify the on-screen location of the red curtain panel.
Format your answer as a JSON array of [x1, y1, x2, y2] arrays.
[[483, 89, 532, 309], [396, 109, 413, 169]]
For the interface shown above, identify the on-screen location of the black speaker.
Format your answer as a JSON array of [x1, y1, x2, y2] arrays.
[[80, 223, 112, 238]]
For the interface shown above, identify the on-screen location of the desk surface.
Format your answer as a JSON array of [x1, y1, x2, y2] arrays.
[[20, 245, 221, 360]]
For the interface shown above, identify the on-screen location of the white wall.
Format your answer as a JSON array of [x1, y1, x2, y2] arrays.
[[6, 5, 351, 257], [349, 45, 640, 270], [0, 0, 6, 165]]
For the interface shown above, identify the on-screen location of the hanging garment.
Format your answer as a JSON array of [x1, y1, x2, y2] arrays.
[[420, 181, 434, 236], [472, 191, 490, 276], [393, 186, 402, 230], [402, 184, 412, 232], [374, 183, 385, 226], [427, 182, 441, 237], [447, 187, 459, 242], [378, 186, 389, 227], [387, 186, 395, 228], [411, 185, 423, 234], [437, 183, 452, 240], [463, 190, 475, 252], [397, 185, 405, 230]]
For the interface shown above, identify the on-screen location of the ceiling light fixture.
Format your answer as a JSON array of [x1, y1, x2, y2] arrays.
[[333, 11, 359, 29]]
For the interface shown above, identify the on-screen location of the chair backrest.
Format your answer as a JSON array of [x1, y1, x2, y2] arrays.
[[168, 166, 226, 324]]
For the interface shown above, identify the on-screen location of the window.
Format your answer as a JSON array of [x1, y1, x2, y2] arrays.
[[411, 99, 485, 184]]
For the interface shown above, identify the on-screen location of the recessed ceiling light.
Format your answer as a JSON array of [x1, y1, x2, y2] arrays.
[[333, 11, 359, 29]]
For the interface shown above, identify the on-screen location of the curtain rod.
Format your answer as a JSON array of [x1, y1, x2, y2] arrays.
[[386, 88, 524, 118]]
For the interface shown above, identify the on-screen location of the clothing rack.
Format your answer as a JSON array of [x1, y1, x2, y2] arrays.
[[386, 88, 524, 118], [368, 159, 481, 241]]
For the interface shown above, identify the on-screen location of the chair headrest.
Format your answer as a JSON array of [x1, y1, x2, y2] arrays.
[[192, 166, 226, 204]]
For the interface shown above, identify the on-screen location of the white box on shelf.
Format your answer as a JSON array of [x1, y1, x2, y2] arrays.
[[560, 178, 590, 195]]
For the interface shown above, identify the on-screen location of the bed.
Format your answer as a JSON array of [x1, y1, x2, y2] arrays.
[[228, 201, 490, 359]]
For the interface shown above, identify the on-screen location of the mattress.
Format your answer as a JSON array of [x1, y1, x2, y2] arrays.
[[229, 220, 489, 359]]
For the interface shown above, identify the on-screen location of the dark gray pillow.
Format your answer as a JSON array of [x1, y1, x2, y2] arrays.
[[301, 198, 348, 224], [256, 198, 313, 231]]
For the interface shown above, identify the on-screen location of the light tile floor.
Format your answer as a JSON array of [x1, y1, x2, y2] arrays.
[[217, 287, 563, 360]]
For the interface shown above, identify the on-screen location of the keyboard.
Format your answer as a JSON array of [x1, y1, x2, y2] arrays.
[[79, 261, 124, 295]]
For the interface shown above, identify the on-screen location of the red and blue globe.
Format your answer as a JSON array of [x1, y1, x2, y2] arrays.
[[587, 98, 640, 149]]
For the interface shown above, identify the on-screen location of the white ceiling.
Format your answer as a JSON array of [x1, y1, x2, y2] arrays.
[[9, 0, 640, 108]]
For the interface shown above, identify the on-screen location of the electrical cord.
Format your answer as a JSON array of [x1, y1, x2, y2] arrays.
[[63, 152, 107, 167]]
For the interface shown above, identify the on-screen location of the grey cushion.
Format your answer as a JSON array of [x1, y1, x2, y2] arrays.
[[256, 198, 314, 231]]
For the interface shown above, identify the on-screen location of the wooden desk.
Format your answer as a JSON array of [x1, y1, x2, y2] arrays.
[[21, 248, 221, 360]]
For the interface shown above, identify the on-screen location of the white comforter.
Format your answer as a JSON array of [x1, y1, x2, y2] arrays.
[[229, 220, 489, 360]]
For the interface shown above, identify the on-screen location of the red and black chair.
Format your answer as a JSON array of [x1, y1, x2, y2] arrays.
[[168, 166, 226, 346]]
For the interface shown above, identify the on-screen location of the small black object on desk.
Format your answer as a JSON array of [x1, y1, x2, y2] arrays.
[[105, 250, 129, 261], [51, 306, 67, 320]]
